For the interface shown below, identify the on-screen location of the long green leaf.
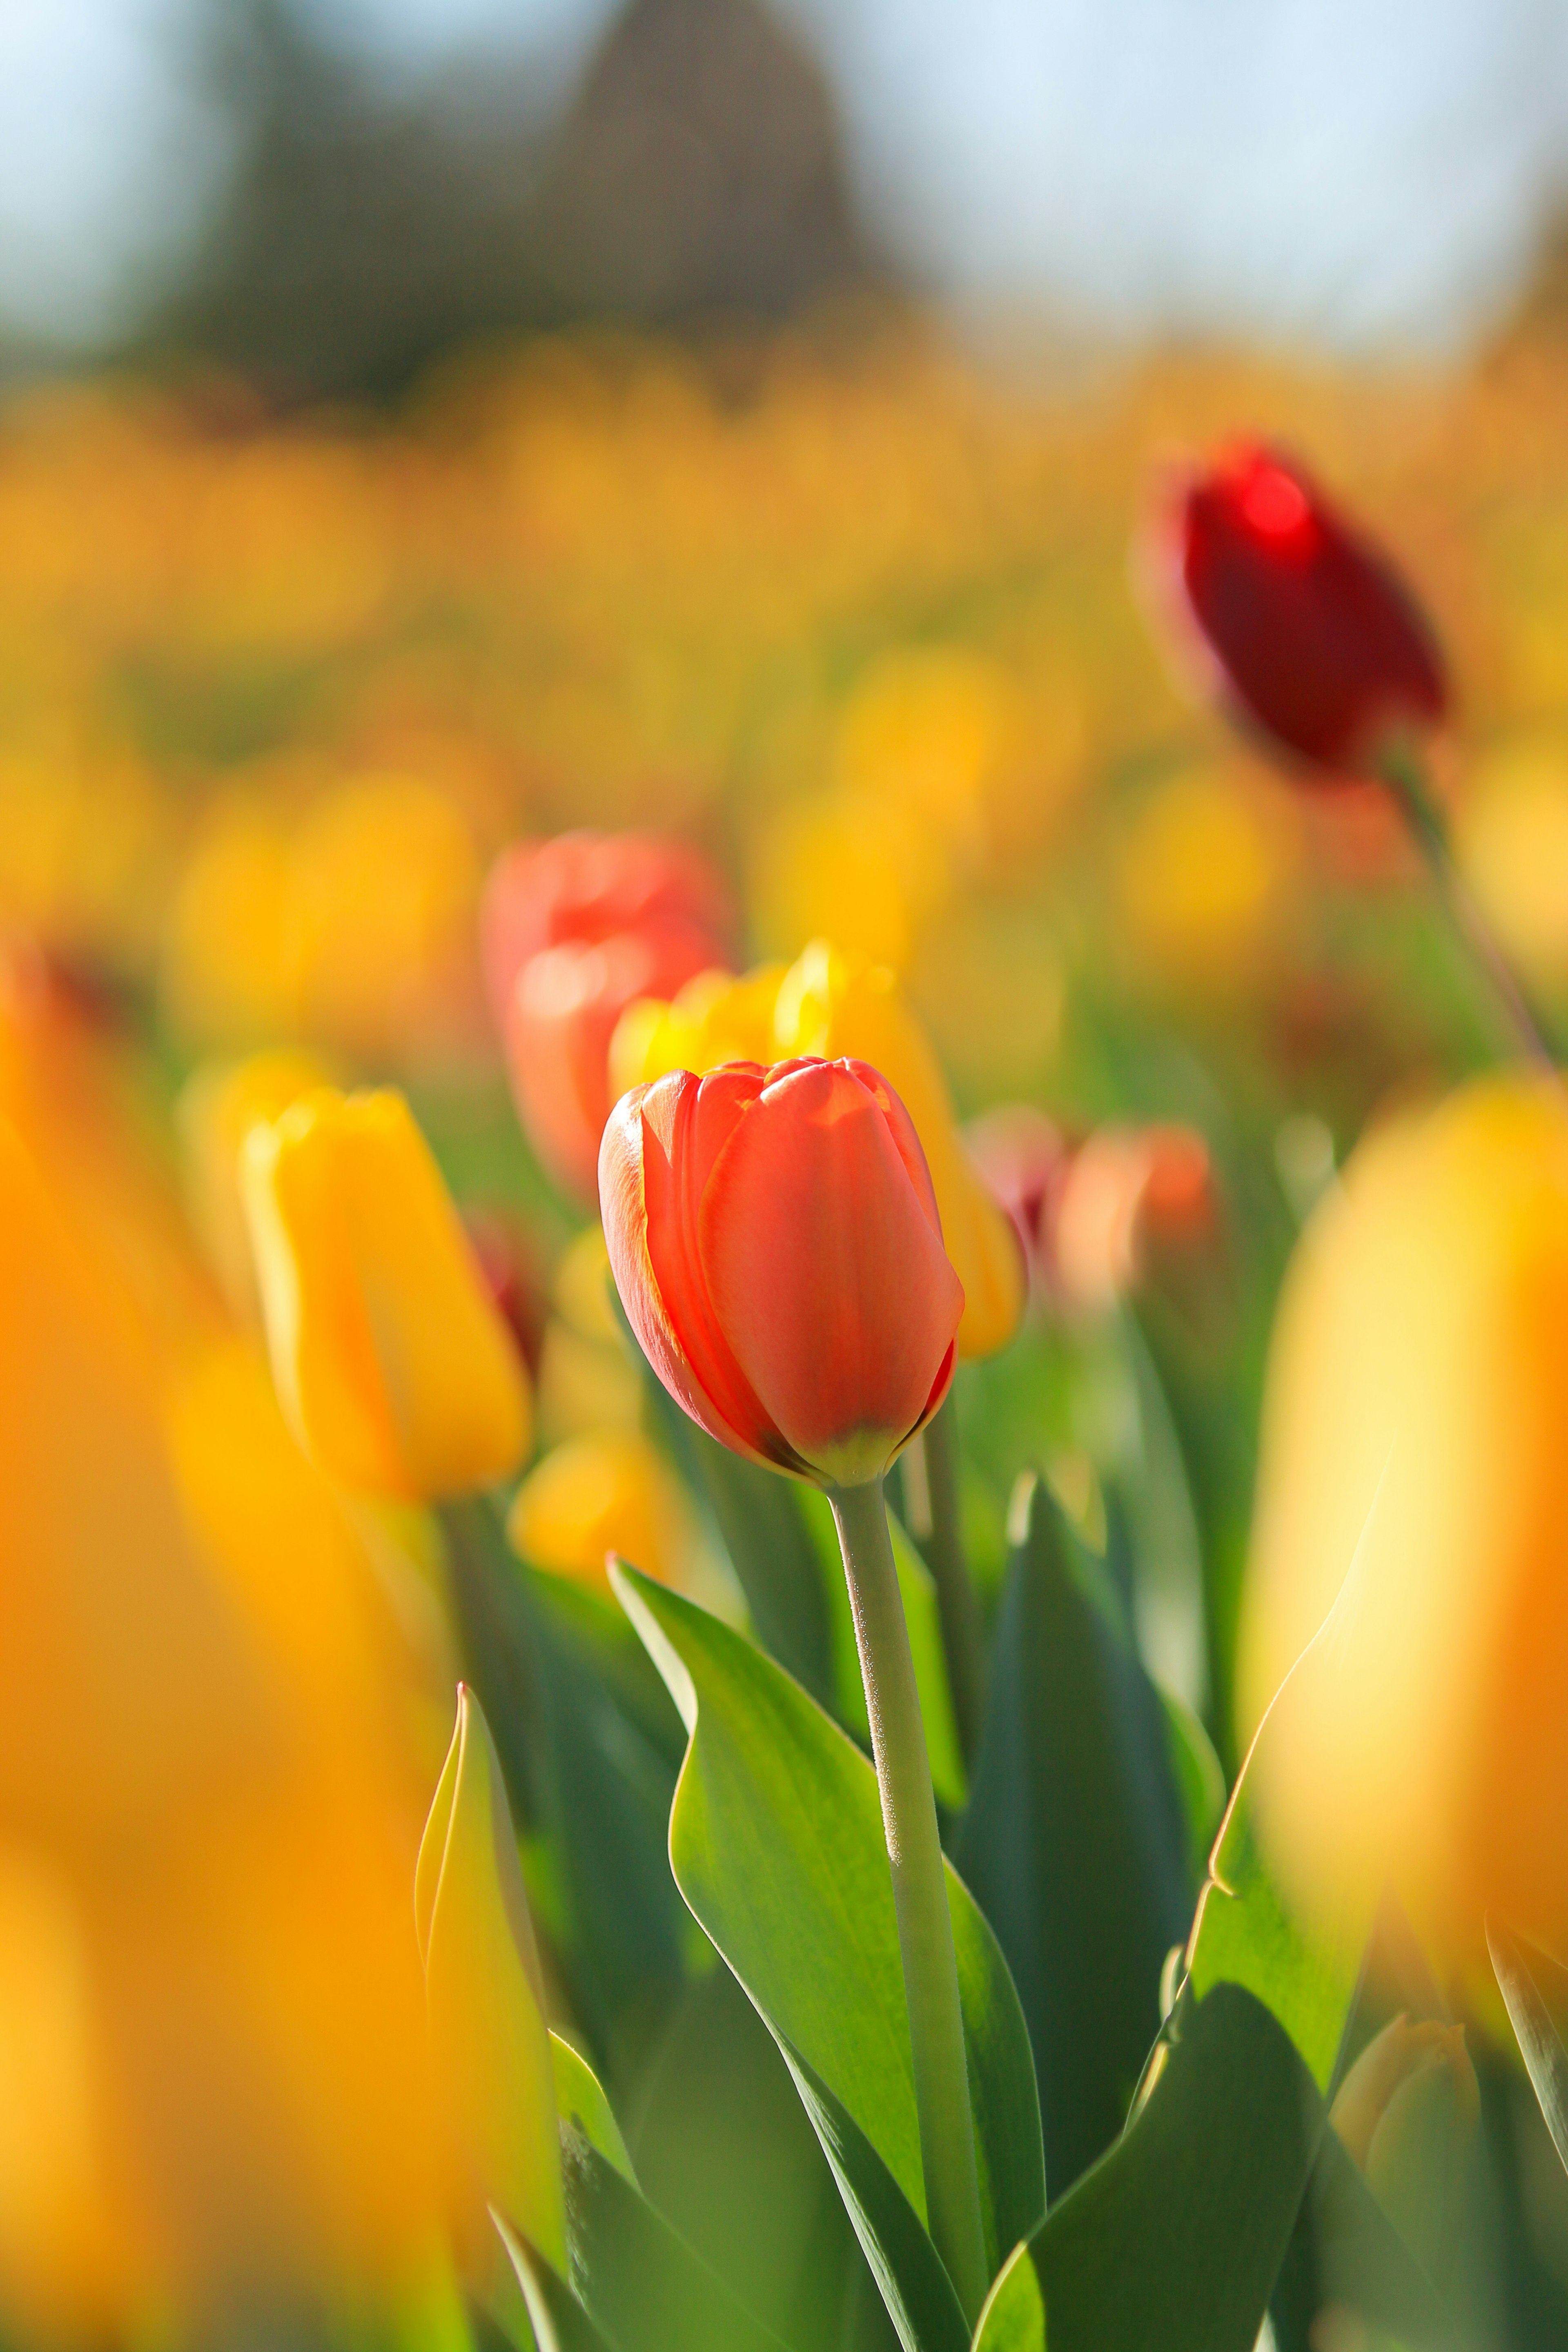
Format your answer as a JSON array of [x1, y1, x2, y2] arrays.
[[613, 1566, 1045, 2309], [1184, 1517, 1381, 2094], [954, 1477, 1196, 2193], [972, 1984, 1321, 2352], [779, 2037, 971, 2352], [558, 2128, 792, 2352], [444, 1501, 689, 2055], [1490, 1921, 1568, 2176], [497, 2225, 612, 2352]]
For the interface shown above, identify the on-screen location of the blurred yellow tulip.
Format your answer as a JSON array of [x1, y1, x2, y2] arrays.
[[1114, 764, 1301, 996], [414, 1685, 566, 2274], [160, 794, 299, 1049], [773, 941, 1026, 1359], [1330, 2015, 1480, 2293], [508, 1428, 714, 1601], [177, 1048, 336, 1320], [533, 1225, 642, 1446], [0, 967, 463, 2334], [1242, 1076, 1568, 1969], [607, 962, 782, 1105], [244, 1087, 532, 1500]]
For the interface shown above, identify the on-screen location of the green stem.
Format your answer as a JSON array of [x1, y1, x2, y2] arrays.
[[1380, 742, 1559, 1070], [828, 1477, 989, 2323], [917, 1398, 988, 1767]]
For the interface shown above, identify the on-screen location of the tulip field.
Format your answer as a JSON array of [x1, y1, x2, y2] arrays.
[[11, 319, 1568, 2351]]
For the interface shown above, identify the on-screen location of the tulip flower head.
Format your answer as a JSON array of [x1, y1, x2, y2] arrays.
[[415, 1686, 565, 2274], [600, 1056, 963, 1489], [482, 831, 736, 1201], [243, 1087, 532, 1500], [1145, 440, 1448, 777]]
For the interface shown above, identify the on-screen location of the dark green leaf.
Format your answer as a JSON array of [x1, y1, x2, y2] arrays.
[[614, 1567, 1045, 2303], [1489, 1921, 1568, 2177], [954, 1476, 1196, 2193], [559, 2127, 792, 2352], [443, 1500, 689, 2060], [777, 2036, 971, 2352], [973, 1984, 1321, 2352]]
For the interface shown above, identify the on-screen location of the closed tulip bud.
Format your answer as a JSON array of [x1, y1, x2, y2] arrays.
[[1242, 1076, 1568, 1966], [415, 1686, 566, 2273], [176, 1049, 336, 1321], [1330, 2016, 1480, 2292], [773, 942, 1024, 1359], [243, 1087, 531, 1500], [482, 832, 735, 1202], [1144, 441, 1448, 777], [599, 1057, 962, 1488]]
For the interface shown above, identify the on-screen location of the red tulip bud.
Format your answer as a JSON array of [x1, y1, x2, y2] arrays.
[[481, 831, 735, 1202], [1146, 441, 1448, 777], [599, 1056, 963, 1488]]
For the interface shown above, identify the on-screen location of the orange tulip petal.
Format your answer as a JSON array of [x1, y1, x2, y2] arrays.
[[697, 1059, 963, 1484]]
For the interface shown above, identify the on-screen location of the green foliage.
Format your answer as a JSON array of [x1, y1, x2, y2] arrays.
[[1490, 1923, 1568, 2178], [613, 1565, 1045, 2327], [955, 1475, 1199, 2194]]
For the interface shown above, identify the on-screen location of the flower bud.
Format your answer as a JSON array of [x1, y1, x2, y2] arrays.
[[482, 832, 735, 1202], [600, 1056, 962, 1488], [176, 1049, 336, 1321], [1143, 441, 1448, 777], [415, 1686, 565, 2272], [243, 1087, 531, 1500]]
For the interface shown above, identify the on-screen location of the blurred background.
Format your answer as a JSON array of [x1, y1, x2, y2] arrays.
[[9, 0, 1568, 2344]]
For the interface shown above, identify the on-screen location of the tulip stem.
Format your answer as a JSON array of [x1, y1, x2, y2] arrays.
[[1380, 742, 1559, 1070], [917, 1399, 988, 1767], [828, 1477, 989, 2323]]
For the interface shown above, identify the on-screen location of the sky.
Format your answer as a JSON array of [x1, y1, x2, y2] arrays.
[[1, 0, 1566, 351]]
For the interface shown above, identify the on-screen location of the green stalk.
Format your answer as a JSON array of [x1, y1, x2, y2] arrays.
[[828, 1477, 989, 2323], [916, 1397, 987, 1766], [1380, 741, 1559, 1070]]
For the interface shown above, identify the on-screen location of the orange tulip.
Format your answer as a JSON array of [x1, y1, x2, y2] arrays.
[[482, 832, 734, 1201], [599, 1057, 962, 1488]]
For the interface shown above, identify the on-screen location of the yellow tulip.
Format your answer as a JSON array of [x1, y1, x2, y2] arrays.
[[533, 1226, 641, 1446], [508, 1428, 712, 1601], [606, 962, 783, 1105], [1330, 2016, 1480, 2294], [243, 1087, 532, 1500], [773, 942, 1025, 1359], [414, 1686, 566, 2272], [1241, 1075, 1568, 1969], [0, 971, 460, 2332], [176, 1049, 336, 1320]]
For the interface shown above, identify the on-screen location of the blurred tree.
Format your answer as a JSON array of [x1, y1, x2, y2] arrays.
[[145, 0, 872, 402]]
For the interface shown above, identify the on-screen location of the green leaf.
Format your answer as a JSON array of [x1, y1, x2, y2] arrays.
[[612, 1566, 1045, 2309], [973, 1984, 1321, 2352], [497, 2225, 612, 2352], [558, 2127, 792, 2352], [777, 2035, 971, 2352], [443, 1500, 690, 2058], [1160, 1686, 1227, 1889], [1295, 2114, 1455, 2348], [802, 1486, 968, 1811], [1489, 1921, 1568, 2176], [1184, 1540, 1377, 2094], [550, 2034, 635, 2187], [954, 1477, 1196, 2193]]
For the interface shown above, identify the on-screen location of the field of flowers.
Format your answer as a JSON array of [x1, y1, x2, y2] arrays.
[[7, 316, 1568, 2350]]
